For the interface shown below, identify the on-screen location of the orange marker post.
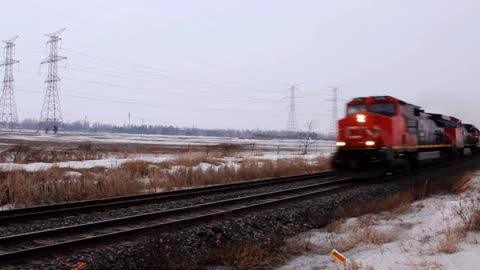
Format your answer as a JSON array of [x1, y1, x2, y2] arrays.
[[455, 177, 472, 194], [330, 249, 347, 264]]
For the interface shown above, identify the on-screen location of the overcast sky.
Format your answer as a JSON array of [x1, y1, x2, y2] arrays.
[[1, 0, 479, 131]]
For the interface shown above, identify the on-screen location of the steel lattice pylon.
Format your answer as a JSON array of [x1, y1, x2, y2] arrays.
[[39, 28, 67, 134], [0, 36, 20, 129], [286, 84, 300, 131], [328, 87, 340, 138]]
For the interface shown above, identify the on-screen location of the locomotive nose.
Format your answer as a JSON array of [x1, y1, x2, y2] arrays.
[[340, 112, 383, 148]]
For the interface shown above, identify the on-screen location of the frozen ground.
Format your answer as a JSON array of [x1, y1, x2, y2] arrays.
[[0, 156, 174, 171], [279, 172, 480, 270], [0, 130, 332, 171], [0, 153, 329, 172], [0, 130, 335, 152]]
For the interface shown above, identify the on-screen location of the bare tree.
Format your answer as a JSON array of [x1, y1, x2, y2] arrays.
[[303, 120, 316, 154]]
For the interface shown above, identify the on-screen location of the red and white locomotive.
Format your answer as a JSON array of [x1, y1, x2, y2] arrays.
[[332, 96, 479, 177]]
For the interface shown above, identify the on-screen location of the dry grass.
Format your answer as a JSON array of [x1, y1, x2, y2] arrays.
[[0, 143, 106, 163], [332, 225, 396, 252], [345, 261, 362, 270], [471, 209, 480, 231], [451, 196, 480, 232], [170, 152, 223, 167], [324, 169, 476, 256], [435, 225, 466, 254], [333, 235, 361, 252], [333, 168, 476, 222], [326, 219, 344, 233], [151, 155, 330, 191], [205, 239, 286, 270], [0, 153, 330, 208], [205, 231, 330, 270], [354, 227, 396, 245], [406, 256, 443, 270], [0, 162, 149, 207], [283, 232, 326, 255], [334, 191, 415, 220]]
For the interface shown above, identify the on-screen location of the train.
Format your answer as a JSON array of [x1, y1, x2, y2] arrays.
[[331, 96, 480, 178]]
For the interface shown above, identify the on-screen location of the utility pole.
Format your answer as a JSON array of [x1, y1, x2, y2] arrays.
[[140, 118, 145, 137], [84, 115, 88, 130], [39, 28, 67, 134], [325, 86, 342, 140], [0, 36, 19, 130], [286, 83, 301, 131]]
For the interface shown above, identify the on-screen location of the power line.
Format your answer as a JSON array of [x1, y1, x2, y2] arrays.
[[15, 47, 326, 104], [39, 28, 67, 134], [15, 88, 287, 114], [0, 36, 20, 129], [61, 47, 288, 93], [21, 45, 288, 95], [15, 67, 283, 104]]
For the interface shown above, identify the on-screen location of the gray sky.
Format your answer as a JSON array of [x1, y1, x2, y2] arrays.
[[1, 0, 479, 131]]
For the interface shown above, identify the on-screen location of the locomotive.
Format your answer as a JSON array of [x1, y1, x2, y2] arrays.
[[332, 96, 479, 177]]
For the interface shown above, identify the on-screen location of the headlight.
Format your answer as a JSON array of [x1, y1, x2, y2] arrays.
[[336, 142, 346, 146], [365, 141, 375, 146], [356, 114, 366, 123]]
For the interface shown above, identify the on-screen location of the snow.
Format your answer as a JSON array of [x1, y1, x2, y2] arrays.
[[0, 130, 333, 172], [0, 204, 14, 211], [278, 172, 480, 270], [0, 151, 328, 172], [0, 156, 173, 172], [64, 171, 83, 177], [0, 130, 335, 151]]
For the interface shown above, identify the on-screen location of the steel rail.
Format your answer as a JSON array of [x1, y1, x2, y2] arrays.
[[0, 171, 334, 223], [0, 157, 476, 264], [0, 177, 352, 263]]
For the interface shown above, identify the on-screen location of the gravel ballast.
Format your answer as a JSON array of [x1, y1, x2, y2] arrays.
[[5, 159, 478, 269]]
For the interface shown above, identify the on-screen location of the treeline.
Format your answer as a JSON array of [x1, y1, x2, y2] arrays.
[[18, 119, 335, 140]]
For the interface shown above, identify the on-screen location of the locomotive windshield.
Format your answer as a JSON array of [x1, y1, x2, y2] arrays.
[[347, 104, 366, 115], [347, 103, 396, 116], [369, 103, 395, 116]]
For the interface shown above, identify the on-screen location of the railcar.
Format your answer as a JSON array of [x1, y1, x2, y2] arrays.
[[463, 123, 480, 153], [331, 96, 475, 178]]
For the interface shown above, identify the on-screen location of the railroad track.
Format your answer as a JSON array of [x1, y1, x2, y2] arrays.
[[0, 171, 335, 223], [0, 176, 352, 263], [1, 157, 477, 265]]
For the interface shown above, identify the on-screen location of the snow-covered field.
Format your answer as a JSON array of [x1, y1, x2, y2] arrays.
[[0, 130, 334, 171], [0, 155, 174, 172], [0, 153, 327, 172], [0, 130, 335, 151], [279, 172, 480, 270]]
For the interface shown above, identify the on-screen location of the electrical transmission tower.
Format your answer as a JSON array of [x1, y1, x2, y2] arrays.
[[326, 86, 342, 139], [286, 84, 301, 131], [39, 28, 67, 134], [0, 36, 20, 129]]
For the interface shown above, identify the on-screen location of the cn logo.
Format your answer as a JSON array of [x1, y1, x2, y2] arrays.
[[345, 126, 381, 139]]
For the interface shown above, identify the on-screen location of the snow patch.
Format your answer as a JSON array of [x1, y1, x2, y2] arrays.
[[279, 172, 480, 270], [0, 204, 14, 211], [64, 171, 82, 177], [0, 155, 174, 172]]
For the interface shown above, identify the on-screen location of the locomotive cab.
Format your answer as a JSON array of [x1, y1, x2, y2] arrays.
[[337, 96, 401, 149], [333, 96, 405, 177]]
